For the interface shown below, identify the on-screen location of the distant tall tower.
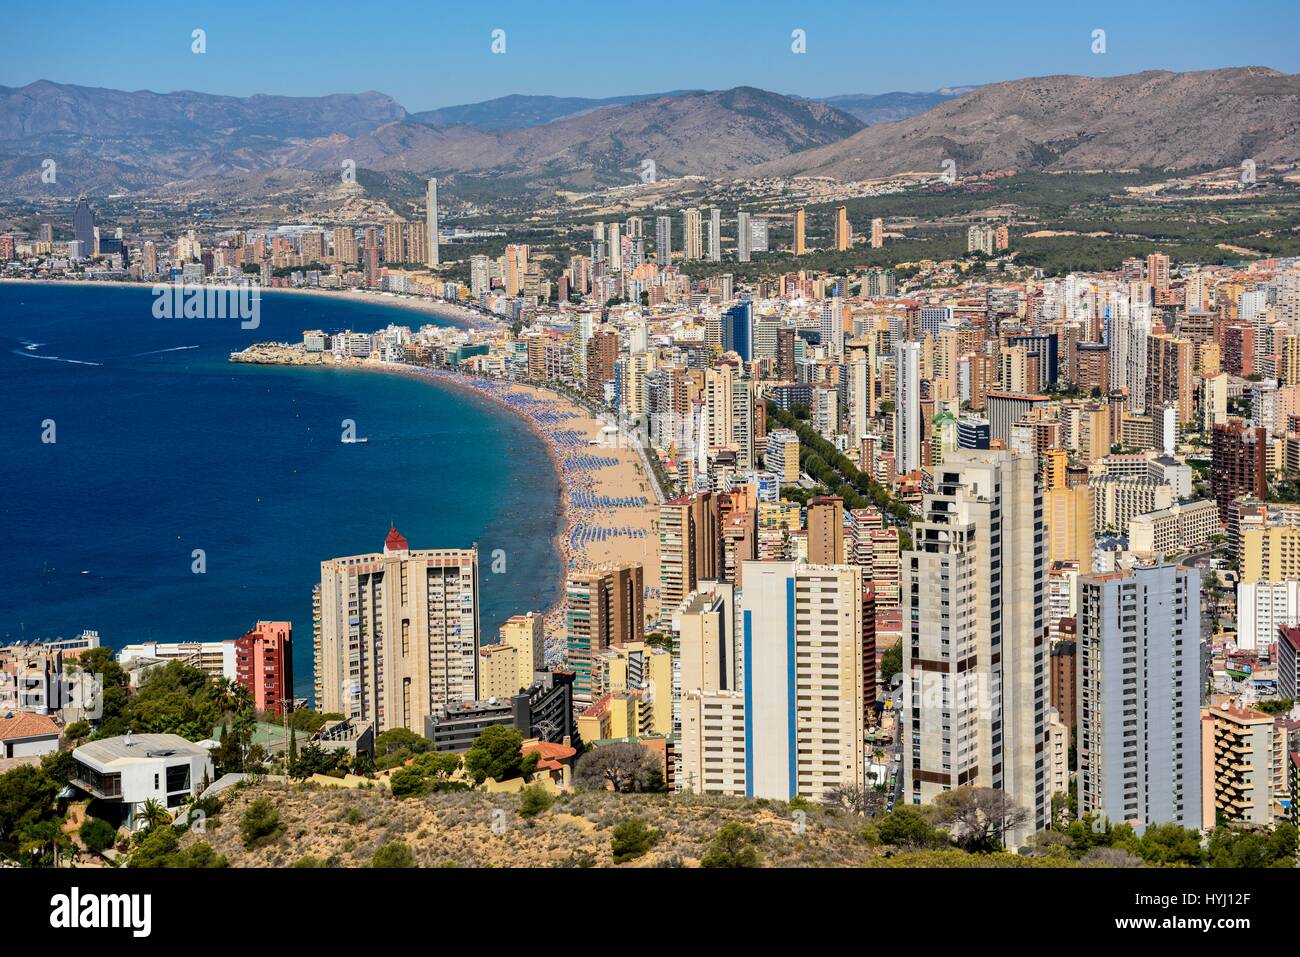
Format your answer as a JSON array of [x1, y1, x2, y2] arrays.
[[793, 207, 807, 255], [707, 207, 721, 262], [655, 215, 672, 267], [424, 177, 440, 267], [870, 217, 884, 249], [736, 211, 751, 263], [683, 208, 703, 260], [894, 341, 922, 473], [73, 197, 95, 257], [834, 206, 851, 252]]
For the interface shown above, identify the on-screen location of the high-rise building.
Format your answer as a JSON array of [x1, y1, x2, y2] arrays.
[[235, 621, 293, 716], [1203, 704, 1286, 828], [833, 206, 851, 252], [683, 208, 703, 261], [903, 450, 1047, 847], [332, 226, 357, 265], [1045, 485, 1095, 567], [736, 211, 752, 263], [722, 301, 753, 362], [1078, 564, 1201, 830], [741, 560, 865, 801], [498, 612, 545, 690], [807, 495, 845, 564], [793, 208, 806, 256], [1211, 421, 1267, 523], [469, 254, 491, 297], [1147, 252, 1170, 291], [658, 492, 721, 614], [765, 428, 800, 485], [565, 564, 645, 702], [707, 207, 721, 262], [967, 223, 995, 255], [586, 328, 618, 401], [655, 215, 672, 267], [382, 221, 405, 264], [424, 178, 440, 267], [870, 217, 884, 249], [73, 197, 95, 257], [314, 529, 479, 734], [894, 342, 922, 473]]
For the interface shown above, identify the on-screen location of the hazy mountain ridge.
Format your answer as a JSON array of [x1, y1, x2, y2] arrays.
[[751, 67, 1300, 180], [1, 69, 1295, 200], [409, 91, 701, 130], [813, 88, 976, 125]]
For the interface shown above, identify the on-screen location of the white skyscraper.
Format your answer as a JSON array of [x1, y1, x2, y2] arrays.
[[707, 207, 721, 262], [736, 211, 751, 263], [741, 560, 865, 802], [895, 341, 922, 473], [425, 178, 440, 267], [902, 450, 1048, 847], [655, 216, 672, 267]]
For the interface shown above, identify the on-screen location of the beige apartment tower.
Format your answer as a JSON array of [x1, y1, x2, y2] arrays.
[[499, 612, 545, 689], [902, 449, 1047, 847], [314, 529, 479, 734]]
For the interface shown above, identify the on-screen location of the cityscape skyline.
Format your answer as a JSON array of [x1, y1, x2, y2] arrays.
[[2, 3, 1299, 900]]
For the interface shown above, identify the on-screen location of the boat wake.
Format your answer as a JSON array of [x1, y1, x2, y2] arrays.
[[133, 345, 200, 356], [12, 349, 102, 366]]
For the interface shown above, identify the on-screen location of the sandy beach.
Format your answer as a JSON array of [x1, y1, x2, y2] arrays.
[[394, 368, 661, 661], [231, 339, 663, 662]]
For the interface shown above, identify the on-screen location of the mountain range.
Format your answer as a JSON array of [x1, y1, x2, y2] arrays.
[[752, 67, 1300, 180], [0, 68, 1296, 201]]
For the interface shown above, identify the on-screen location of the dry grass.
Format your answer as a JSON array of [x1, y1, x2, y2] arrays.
[[184, 781, 888, 868]]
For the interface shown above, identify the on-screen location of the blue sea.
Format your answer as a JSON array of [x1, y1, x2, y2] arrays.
[[0, 283, 563, 699]]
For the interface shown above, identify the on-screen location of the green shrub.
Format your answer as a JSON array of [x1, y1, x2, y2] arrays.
[[372, 840, 416, 868], [239, 798, 284, 850], [611, 817, 660, 863], [79, 817, 118, 855], [700, 822, 764, 868], [519, 784, 554, 818]]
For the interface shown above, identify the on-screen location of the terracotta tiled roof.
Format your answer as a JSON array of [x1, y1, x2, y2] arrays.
[[522, 740, 577, 772], [0, 712, 60, 741], [384, 526, 409, 553]]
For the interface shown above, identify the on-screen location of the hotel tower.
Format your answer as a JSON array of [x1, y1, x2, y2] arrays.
[[314, 528, 478, 734]]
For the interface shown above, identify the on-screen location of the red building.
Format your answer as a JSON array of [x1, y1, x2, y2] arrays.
[[235, 621, 293, 716], [862, 584, 877, 721], [1211, 421, 1267, 523]]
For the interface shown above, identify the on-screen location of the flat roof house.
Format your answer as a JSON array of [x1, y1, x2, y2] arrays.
[[71, 732, 213, 831]]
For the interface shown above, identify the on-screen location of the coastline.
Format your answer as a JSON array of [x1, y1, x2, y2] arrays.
[[0, 275, 496, 331], [233, 346, 660, 660], [367, 365, 661, 660]]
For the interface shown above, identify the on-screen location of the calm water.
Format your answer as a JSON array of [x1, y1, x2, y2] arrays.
[[0, 283, 563, 698]]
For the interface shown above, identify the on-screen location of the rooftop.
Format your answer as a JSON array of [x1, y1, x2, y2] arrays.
[[75, 732, 208, 765], [0, 711, 60, 741]]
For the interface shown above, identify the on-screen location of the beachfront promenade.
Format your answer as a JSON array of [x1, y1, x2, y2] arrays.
[[418, 369, 662, 665]]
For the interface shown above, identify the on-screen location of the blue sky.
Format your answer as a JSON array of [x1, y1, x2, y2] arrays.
[[2, 0, 1297, 112]]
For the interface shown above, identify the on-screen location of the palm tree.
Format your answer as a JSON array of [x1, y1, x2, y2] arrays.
[[138, 799, 171, 832]]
